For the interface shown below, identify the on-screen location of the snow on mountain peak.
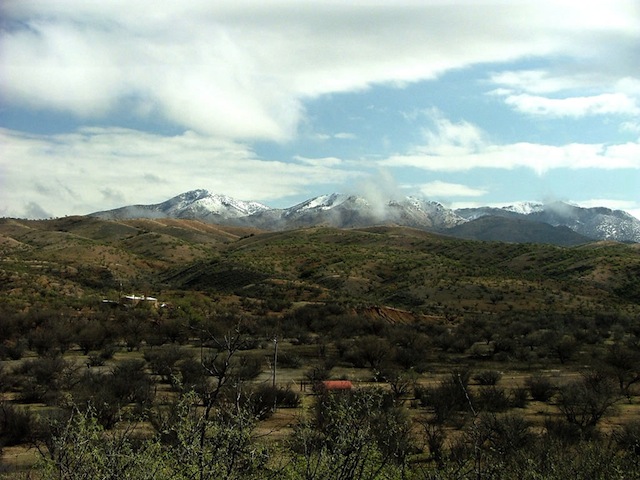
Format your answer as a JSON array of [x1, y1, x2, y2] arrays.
[[290, 193, 352, 212], [90, 190, 640, 243], [162, 190, 269, 218], [501, 202, 544, 215]]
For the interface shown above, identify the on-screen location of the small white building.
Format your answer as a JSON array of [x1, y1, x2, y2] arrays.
[[121, 294, 158, 307]]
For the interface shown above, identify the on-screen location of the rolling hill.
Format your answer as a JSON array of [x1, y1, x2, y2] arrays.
[[2, 217, 638, 323]]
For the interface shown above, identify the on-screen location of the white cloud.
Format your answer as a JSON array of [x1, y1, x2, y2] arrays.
[[311, 132, 357, 141], [577, 199, 640, 211], [489, 70, 583, 95], [621, 121, 640, 135], [2, 1, 638, 140], [334, 132, 357, 140], [0, 127, 356, 218], [380, 115, 640, 174], [420, 112, 486, 156], [383, 142, 640, 175], [628, 209, 640, 221], [503, 93, 639, 117], [418, 181, 487, 198], [293, 155, 343, 167]]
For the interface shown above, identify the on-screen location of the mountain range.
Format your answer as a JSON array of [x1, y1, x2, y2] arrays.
[[90, 189, 640, 245]]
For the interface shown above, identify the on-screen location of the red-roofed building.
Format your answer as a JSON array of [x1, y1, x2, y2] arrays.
[[321, 380, 353, 391]]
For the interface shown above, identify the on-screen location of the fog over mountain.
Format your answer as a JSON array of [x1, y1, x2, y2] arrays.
[[90, 190, 640, 244]]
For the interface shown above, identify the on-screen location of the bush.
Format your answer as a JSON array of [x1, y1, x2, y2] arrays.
[[526, 374, 555, 402], [144, 345, 188, 383], [288, 388, 412, 479], [476, 385, 510, 412], [416, 369, 473, 424], [13, 354, 74, 404], [473, 370, 502, 386], [475, 412, 533, 455], [509, 386, 529, 408], [0, 339, 26, 360], [247, 385, 301, 419], [276, 351, 302, 369], [613, 420, 640, 455], [556, 371, 618, 434], [0, 402, 34, 447]]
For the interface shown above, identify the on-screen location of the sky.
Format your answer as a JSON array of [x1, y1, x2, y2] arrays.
[[1, 0, 639, 220]]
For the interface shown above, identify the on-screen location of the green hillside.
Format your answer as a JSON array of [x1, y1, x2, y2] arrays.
[[1, 217, 639, 479]]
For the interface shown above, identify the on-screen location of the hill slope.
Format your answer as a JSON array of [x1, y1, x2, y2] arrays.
[[1, 218, 638, 321]]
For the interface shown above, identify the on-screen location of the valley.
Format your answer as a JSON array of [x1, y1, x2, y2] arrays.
[[1, 216, 639, 478]]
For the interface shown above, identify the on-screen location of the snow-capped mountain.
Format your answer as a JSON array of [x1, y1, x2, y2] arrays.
[[90, 190, 640, 244], [91, 190, 270, 221], [456, 202, 640, 243], [224, 194, 465, 230]]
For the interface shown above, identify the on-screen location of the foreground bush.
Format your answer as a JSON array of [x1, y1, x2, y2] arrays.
[[38, 392, 267, 480], [27, 387, 640, 480]]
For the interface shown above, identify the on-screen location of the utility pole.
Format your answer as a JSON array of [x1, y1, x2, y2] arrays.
[[272, 336, 278, 388]]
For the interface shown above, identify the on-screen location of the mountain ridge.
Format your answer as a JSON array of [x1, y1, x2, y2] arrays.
[[89, 189, 640, 244]]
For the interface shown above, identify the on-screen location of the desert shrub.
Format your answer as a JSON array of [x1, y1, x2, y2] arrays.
[[416, 369, 473, 424], [100, 343, 117, 360], [473, 370, 502, 385], [346, 335, 394, 370], [28, 327, 58, 355], [556, 371, 618, 435], [473, 412, 534, 456], [544, 417, 589, 444], [110, 359, 153, 404], [0, 366, 10, 393], [73, 359, 153, 428], [37, 405, 169, 480], [526, 374, 556, 402], [144, 345, 188, 383], [75, 321, 108, 355], [13, 354, 74, 404], [287, 388, 411, 479], [382, 368, 417, 399], [304, 364, 333, 388], [509, 386, 529, 408], [0, 339, 26, 360], [246, 385, 300, 419], [87, 343, 118, 366], [176, 358, 208, 395], [476, 385, 510, 412], [73, 371, 125, 429], [233, 353, 263, 381], [613, 420, 640, 455], [0, 402, 34, 447], [86, 352, 106, 367], [604, 343, 640, 398], [150, 391, 268, 479], [421, 421, 446, 465], [276, 351, 302, 369]]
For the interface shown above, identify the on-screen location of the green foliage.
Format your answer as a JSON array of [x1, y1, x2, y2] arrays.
[[38, 407, 166, 480], [287, 388, 411, 480], [144, 344, 189, 384], [153, 392, 267, 480], [13, 354, 75, 404], [38, 392, 267, 480], [246, 385, 300, 420]]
